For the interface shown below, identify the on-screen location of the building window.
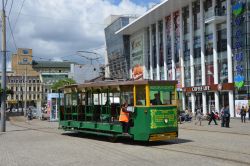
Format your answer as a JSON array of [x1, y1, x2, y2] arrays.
[[29, 87, 31, 91], [37, 80, 40, 83], [22, 49, 29, 54], [22, 58, 28, 63], [33, 87, 36, 91]]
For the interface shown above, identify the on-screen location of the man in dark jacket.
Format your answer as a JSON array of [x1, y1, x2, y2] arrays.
[[248, 107, 250, 121], [240, 106, 246, 123], [223, 106, 230, 127], [208, 110, 218, 125]]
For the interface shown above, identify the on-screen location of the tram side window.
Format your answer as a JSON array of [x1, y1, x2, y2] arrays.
[[109, 92, 120, 104], [78, 93, 85, 105], [72, 93, 78, 106], [121, 91, 134, 106], [65, 94, 71, 106], [136, 86, 146, 106], [150, 86, 176, 105]]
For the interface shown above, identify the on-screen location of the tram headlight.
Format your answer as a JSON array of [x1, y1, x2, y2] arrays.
[[164, 118, 168, 124]]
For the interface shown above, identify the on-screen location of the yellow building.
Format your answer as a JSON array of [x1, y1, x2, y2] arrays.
[[11, 48, 39, 76]]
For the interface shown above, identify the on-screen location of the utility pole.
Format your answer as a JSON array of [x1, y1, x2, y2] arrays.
[[24, 65, 27, 116], [1, 0, 7, 132]]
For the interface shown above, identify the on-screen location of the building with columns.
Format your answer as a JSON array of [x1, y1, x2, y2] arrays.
[[117, 0, 250, 117]]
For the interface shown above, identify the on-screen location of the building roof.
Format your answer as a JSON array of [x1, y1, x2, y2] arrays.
[[116, 0, 192, 35], [32, 61, 74, 68]]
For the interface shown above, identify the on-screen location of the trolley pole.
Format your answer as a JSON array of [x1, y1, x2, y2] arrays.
[[1, 0, 7, 132]]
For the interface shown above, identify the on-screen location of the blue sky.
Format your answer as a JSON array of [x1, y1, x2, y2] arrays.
[[109, 0, 162, 6]]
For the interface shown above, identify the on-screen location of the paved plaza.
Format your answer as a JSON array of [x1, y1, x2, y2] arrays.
[[0, 117, 250, 166]]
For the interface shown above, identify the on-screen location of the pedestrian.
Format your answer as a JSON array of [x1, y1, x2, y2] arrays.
[[119, 101, 130, 135], [194, 108, 197, 120], [223, 106, 230, 128], [208, 110, 218, 125], [248, 106, 250, 121], [195, 110, 202, 126], [240, 106, 246, 123]]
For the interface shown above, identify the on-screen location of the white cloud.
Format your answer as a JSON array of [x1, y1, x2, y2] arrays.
[[3, 0, 147, 64]]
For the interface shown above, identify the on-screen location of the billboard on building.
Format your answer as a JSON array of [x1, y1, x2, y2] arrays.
[[235, 100, 249, 118], [131, 34, 144, 80]]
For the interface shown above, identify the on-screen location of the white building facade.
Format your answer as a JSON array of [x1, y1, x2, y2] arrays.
[[118, 0, 250, 117]]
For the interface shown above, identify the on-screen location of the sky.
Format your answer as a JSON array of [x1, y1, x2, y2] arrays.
[[0, 0, 162, 70]]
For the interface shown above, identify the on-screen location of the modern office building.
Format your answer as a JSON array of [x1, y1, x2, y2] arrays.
[[117, 0, 250, 117], [104, 15, 137, 79]]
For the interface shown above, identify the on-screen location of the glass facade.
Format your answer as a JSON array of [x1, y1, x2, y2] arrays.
[[113, 0, 250, 117], [104, 17, 130, 79], [183, 6, 191, 87], [193, 0, 202, 86]]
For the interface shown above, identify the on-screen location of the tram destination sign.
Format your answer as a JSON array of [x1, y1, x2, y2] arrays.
[[191, 86, 210, 92]]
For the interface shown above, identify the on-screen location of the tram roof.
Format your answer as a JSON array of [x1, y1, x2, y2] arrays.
[[73, 80, 178, 89]]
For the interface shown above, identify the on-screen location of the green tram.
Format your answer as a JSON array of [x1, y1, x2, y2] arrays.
[[59, 80, 178, 141]]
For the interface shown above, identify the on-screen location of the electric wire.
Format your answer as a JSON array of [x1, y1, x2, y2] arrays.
[[7, 17, 17, 51], [7, 0, 13, 17], [12, 0, 26, 30], [4, 0, 8, 8]]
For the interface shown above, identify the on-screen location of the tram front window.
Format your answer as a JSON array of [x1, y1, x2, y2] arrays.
[[136, 86, 146, 106], [150, 85, 176, 105]]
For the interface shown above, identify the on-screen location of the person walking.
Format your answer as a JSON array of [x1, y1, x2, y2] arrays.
[[195, 110, 202, 126], [240, 106, 246, 123], [223, 106, 230, 128], [208, 110, 218, 125], [248, 106, 250, 121]]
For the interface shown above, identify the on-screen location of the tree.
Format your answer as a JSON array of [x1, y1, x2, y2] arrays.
[[0, 83, 13, 95], [51, 78, 76, 92]]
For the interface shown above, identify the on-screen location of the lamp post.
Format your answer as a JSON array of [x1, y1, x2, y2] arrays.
[[18, 62, 31, 117], [76, 50, 102, 65]]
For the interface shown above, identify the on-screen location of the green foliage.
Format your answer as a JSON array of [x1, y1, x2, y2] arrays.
[[51, 78, 76, 91], [0, 83, 13, 95]]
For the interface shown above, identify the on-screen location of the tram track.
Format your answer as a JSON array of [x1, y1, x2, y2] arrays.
[[9, 120, 250, 165], [180, 127, 250, 136], [149, 145, 250, 165]]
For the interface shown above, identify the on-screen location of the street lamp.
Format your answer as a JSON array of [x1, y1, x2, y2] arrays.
[[76, 50, 102, 65], [18, 61, 32, 117]]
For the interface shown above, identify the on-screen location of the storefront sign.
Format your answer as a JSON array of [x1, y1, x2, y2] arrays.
[[183, 83, 234, 92], [191, 86, 210, 92]]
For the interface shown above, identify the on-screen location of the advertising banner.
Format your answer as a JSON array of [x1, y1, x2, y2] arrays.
[[235, 100, 249, 118], [131, 34, 144, 80]]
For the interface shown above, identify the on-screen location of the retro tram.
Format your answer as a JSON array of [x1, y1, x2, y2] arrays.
[[59, 80, 178, 141]]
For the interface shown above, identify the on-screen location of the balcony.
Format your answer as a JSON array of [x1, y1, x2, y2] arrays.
[[205, 8, 226, 24]]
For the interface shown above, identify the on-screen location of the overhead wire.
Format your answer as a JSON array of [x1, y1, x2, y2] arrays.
[[12, 0, 26, 30], [7, 17, 17, 51], [7, 0, 13, 17], [4, 0, 9, 8]]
